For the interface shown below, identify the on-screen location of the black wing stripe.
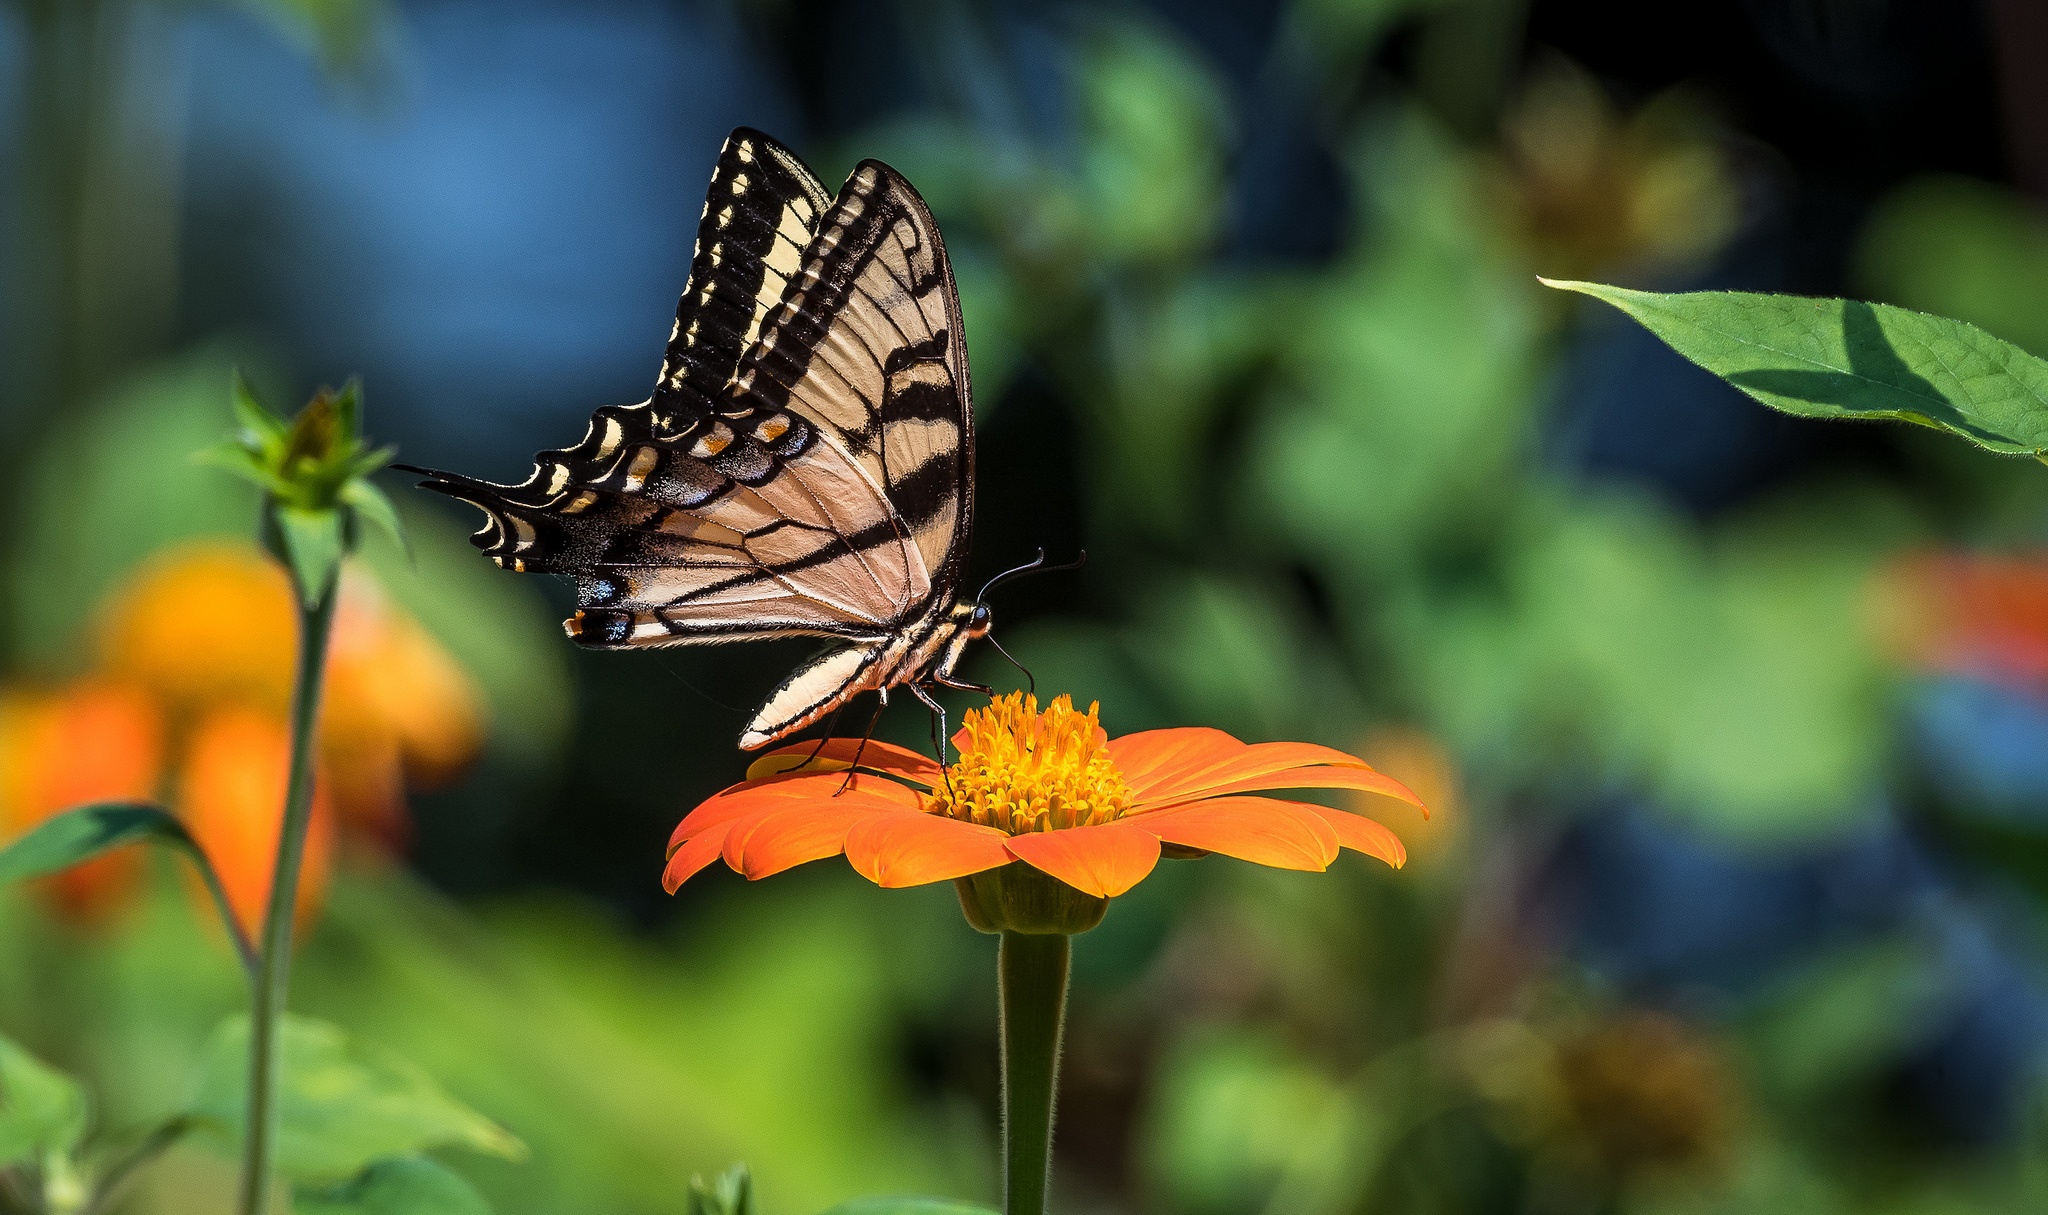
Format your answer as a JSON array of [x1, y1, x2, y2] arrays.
[[659, 129, 830, 411]]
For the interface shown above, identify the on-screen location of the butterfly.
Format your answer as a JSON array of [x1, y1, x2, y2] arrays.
[[407, 128, 1026, 754]]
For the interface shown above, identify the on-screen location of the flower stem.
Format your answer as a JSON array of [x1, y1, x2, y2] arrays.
[[998, 931, 1070, 1215], [235, 577, 337, 1215]]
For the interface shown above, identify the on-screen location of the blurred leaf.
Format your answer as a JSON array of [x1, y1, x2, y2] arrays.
[[688, 1164, 756, 1215], [190, 1014, 524, 1184], [1144, 1030, 1347, 1214], [232, 369, 291, 451], [235, 0, 389, 70], [0, 1031, 87, 1166], [0, 802, 184, 886], [1411, 493, 1893, 838], [1126, 574, 1359, 744], [1744, 940, 1949, 1107], [1544, 279, 2048, 456], [0, 802, 254, 967], [295, 873, 976, 1215], [815, 1201, 998, 1215], [268, 504, 347, 606], [296, 1156, 493, 1215], [342, 479, 410, 560], [1259, 109, 1537, 578], [1857, 175, 2048, 360], [195, 437, 289, 494], [1076, 17, 1231, 265]]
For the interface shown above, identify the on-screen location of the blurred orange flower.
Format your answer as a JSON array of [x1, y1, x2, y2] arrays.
[[1893, 551, 2048, 685], [666, 693, 1424, 907], [179, 707, 334, 941], [0, 682, 164, 921], [101, 540, 485, 841], [0, 539, 485, 933]]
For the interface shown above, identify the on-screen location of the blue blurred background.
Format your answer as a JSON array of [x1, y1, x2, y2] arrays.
[[10, 0, 2048, 1211]]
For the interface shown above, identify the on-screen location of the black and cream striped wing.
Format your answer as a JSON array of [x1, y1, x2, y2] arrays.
[[409, 142, 974, 657], [726, 158, 975, 613], [658, 128, 833, 412]]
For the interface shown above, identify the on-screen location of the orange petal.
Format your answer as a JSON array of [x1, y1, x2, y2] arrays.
[[1133, 739, 1375, 807], [1004, 821, 1160, 898], [670, 771, 919, 853], [845, 812, 1013, 887], [719, 781, 918, 873], [1142, 764, 1425, 814], [1137, 797, 1339, 871], [1298, 804, 1406, 869], [745, 738, 942, 786], [663, 826, 736, 892], [725, 804, 877, 879], [1106, 727, 1243, 800]]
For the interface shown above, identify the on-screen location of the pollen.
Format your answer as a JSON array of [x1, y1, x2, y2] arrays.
[[929, 693, 1131, 834]]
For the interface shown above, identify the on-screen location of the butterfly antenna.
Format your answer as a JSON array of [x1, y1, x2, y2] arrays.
[[975, 549, 1088, 609], [986, 634, 1035, 696]]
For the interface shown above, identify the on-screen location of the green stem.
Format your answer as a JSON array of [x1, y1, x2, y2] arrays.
[[235, 577, 337, 1215], [998, 932, 1070, 1215], [83, 1117, 189, 1215]]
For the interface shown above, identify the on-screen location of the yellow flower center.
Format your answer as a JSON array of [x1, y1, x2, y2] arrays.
[[929, 693, 1131, 834]]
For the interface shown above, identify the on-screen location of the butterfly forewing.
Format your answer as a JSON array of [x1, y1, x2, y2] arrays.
[[728, 160, 975, 612], [659, 129, 832, 411]]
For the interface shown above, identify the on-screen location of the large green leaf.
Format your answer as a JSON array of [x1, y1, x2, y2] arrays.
[[815, 1201, 999, 1215], [0, 802, 253, 969], [189, 1014, 523, 1184], [1543, 279, 2048, 455], [295, 1156, 493, 1215], [0, 1031, 87, 1166]]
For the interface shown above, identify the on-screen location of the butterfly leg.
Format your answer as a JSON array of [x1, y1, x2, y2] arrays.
[[796, 701, 851, 772], [907, 682, 957, 801], [833, 694, 889, 798], [931, 673, 994, 697]]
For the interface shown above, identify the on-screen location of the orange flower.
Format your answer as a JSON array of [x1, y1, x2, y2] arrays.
[[99, 540, 485, 841], [1892, 551, 2048, 685], [0, 682, 164, 921], [665, 694, 1423, 914], [179, 707, 334, 941]]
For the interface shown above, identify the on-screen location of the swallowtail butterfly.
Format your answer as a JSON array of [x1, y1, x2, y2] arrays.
[[408, 129, 998, 751]]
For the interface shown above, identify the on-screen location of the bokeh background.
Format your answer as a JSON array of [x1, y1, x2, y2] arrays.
[[7, 0, 2048, 1211]]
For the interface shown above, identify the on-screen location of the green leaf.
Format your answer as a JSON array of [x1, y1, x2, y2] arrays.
[[0, 801, 182, 885], [295, 1156, 493, 1215], [194, 439, 289, 494], [688, 1164, 756, 1215], [0, 801, 255, 970], [270, 504, 347, 606], [1542, 279, 2048, 455], [0, 1032, 88, 1166], [815, 1201, 999, 1215], [232, 369, 290, 451], [189, 1015, 523, 1184], [341, 480, 409, 559]]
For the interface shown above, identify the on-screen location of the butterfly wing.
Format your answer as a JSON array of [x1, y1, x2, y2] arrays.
[[659, 128, 833, 411], [728, 158, 976, 616], [412, 140, 974, 670]]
